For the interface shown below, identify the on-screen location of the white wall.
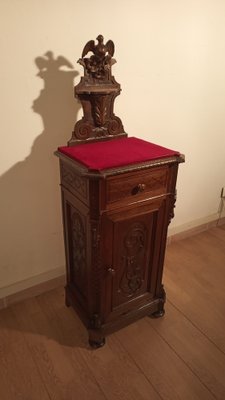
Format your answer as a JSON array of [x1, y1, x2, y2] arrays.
[[1, 0, 225, 294]]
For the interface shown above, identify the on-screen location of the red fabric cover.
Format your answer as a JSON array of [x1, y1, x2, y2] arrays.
[[58, 137, 180, 171]]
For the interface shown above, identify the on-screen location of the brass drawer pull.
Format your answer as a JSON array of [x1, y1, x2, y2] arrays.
[[137, 183, 146, 192], [131, 183, 146, 195]]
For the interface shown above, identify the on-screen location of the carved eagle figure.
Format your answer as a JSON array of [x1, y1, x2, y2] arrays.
[[81, 35, 115, 60]]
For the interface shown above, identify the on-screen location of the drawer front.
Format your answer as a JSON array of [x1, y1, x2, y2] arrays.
[[106, 166, 168, 205]]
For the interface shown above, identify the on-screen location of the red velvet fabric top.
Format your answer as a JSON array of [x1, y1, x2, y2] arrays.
[[58, 137, 180, 171]]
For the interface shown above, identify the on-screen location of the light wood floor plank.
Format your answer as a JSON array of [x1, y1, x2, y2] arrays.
[[0, 224, 224, 400], [116, 318, 215, 400], [147, 301, 225, 400], [39, 287, 162, 400], [12, 297, 106, 400], [164, 227, 225, 353], [0, 307, 50, 400]]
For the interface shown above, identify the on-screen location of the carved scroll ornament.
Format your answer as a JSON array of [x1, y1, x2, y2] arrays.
[[119, 222, 146, 297]]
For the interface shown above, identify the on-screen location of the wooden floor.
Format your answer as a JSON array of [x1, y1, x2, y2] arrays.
[[1, 225, 225, 400]]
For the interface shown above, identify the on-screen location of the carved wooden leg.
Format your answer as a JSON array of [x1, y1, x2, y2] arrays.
[[150, 285, 166, 318], [89, 337, 106, 349], [151, 306, 165, 318], [88, 330, 105, 349]]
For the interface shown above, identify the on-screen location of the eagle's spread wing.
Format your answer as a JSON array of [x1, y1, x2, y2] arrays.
[[82, 40, 95, 58], [106, 40, 114, 57]]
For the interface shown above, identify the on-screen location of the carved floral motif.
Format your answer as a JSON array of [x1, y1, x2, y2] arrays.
[[119, 222, 146, 296], [71, 212, 86, 272], [92, 95, 108, 126]]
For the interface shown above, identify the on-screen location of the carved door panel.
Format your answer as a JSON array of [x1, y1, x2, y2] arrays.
[[102, 198, 167, 320], [113, 213, 153, 307]]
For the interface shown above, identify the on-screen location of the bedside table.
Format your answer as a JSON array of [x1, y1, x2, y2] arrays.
[[55, 35, 184, 348]]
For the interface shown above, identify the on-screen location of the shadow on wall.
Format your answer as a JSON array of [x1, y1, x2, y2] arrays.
[[0, 52, 80, 289]]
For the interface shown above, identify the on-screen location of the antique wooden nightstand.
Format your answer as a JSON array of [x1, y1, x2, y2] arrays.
[[55, 35, 184, 348]]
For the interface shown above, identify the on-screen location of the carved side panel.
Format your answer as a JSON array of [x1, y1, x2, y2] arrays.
[[71, 212, 86, 273], [90, 219, 102, 319], [67, 204, 87, 300], [60, 162, 88, 204]]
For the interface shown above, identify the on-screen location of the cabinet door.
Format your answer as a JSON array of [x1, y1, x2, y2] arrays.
[[101, 197, 168, 322]]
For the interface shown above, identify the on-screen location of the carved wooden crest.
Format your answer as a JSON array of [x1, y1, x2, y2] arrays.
[[78, 34, 115, 81], [68, 35, 126, 145]]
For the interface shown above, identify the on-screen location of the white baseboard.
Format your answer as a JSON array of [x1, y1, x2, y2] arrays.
[[0, 267, 66, 310], [168, 214, 225, 243]]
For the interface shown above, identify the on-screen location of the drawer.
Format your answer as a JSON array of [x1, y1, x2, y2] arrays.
[[106, 166, 169, 205]]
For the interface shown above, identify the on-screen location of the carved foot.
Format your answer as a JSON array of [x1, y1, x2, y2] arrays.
[[89, 337, 105, 349], [151, 309, 165, 318], [150, 285, 166, 318]]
